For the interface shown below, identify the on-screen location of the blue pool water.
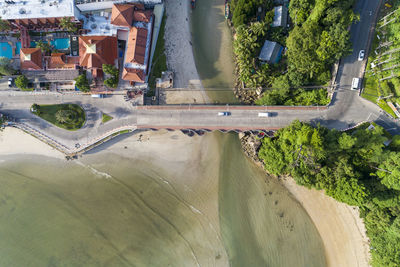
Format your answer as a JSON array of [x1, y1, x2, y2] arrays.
[[15, 42, 21, 55], [0, 42, 12, 58], [51, 38, 70, 50]]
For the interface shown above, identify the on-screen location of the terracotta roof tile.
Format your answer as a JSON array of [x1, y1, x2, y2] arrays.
[[79, 36, 118, 69], [111, 4, 134, 27], [47, 53, 76, 69], [20, 48, 42, 70], [133, 10, 153, 23], [122, 68, 145, 82], [126, 27, 148, 65]]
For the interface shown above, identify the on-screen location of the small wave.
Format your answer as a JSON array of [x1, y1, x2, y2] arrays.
[[74, 161, 112, 179]]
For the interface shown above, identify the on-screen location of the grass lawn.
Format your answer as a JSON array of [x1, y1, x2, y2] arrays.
[[33, 104, 85, 131], [361, 75, 379, 103], [378, 100, 397, 118], [147, 13, 167, 97], [102, 113, 113, 123]]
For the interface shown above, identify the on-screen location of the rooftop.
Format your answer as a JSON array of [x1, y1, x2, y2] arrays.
[[79, 35, 118, 69], [0, 0, 78, 20], [259, 40, 283, 63], [20, 48, 42, 70], [83, 15, 119, 36]]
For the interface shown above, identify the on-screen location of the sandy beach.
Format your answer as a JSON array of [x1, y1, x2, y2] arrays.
[[282, 177, 371, 267], [163, 0, 210, 104], [0, 127, 64, 159]]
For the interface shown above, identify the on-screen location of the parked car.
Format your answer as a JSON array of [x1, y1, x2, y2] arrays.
[[358, 50, 365, 61], [7, 77, 12, 87], [218, 111, 231, 116]]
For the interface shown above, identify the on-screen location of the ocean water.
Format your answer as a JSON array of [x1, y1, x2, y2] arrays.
[[0, 133, 325, 266]]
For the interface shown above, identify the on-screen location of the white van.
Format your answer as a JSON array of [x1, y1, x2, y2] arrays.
[[352, 78, 360, 90], [91, 94, 104, 98], [258, 112, 271, 117]]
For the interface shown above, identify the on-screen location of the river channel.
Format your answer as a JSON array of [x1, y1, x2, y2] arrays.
[[191, 0, 327, 266]]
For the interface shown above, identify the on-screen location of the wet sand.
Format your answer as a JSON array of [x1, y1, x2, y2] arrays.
[[282, 178, 371, 267]]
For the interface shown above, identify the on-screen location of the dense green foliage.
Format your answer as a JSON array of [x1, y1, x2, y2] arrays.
[[59, 17, 77, 33], [15, 75, 29, 90], [0, 18, 10, 32], [74, 74, 90, 92], [231, 0, 356, 106], [258, 121, 400, 266], [32, 104, 85, 130], [230, 0, 272, 27], [103, 64, 119, 89], [0, 57, 16, 76], [35, 40, 53, 55]]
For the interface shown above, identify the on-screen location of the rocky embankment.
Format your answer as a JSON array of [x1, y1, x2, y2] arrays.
[[239, 132, 263, 165]]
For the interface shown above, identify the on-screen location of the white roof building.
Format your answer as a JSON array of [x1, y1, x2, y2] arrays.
[[0, 0, 80, 20], [259, 40, 283, 64], [272, 5, 288, 27]]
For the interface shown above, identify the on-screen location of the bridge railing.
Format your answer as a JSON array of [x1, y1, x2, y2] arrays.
[[135, 104, 329, 111]]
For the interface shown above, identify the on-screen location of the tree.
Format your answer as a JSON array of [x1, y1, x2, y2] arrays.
[[35, 40, 53, 55], [0, 56, 15, 76], [60, 17, 77, 33], [55, 109, 77, 124], [102, 64, 119, 88], [0, 17, 10, 32], [74, 74, 90, 92], [377, 152, 400, 190], [31, 103, 41, 114], [230, 0, 272, 27], [289, 0, 314, 25], [15, 75, 29, 90]]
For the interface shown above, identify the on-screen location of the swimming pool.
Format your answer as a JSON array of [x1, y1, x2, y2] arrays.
[[0, 42, 12, 58], [15, 42, 21, 55], [51, 38, 70, 50]]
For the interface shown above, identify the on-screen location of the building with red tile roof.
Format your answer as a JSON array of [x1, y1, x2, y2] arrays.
[[133, 10, 153, 23], [79, 36, 118, 77], [20, 48, 43, 70], [122, 68, 145, 83], [110, 4, 134, 27], [126, 27, 148, 65], [47, 53, 78, 69]]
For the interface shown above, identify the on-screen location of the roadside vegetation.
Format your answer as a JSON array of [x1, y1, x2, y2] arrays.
[[148, 14, 167, 97], [31, 103, 85, 130], [15, 75, 33, 91], [230, 0, 357, 105], [101, 113, 113, 123], [258, 121, 400, 266], [0, 57, 16, 76], [103, 64, 119, 89], [362, 1, 400, 118], [74, 73, 90, 92]]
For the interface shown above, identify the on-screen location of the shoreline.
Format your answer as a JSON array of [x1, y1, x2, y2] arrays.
[[281, 177, 371, 267], [162, 0, 209, 104], [0, 127, 64, 160]]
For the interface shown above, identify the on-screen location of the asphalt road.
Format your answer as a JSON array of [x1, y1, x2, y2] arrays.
[[1, 0, 399, 152]]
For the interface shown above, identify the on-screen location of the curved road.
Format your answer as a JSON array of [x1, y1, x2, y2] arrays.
[[1, 0, 399, 153]]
